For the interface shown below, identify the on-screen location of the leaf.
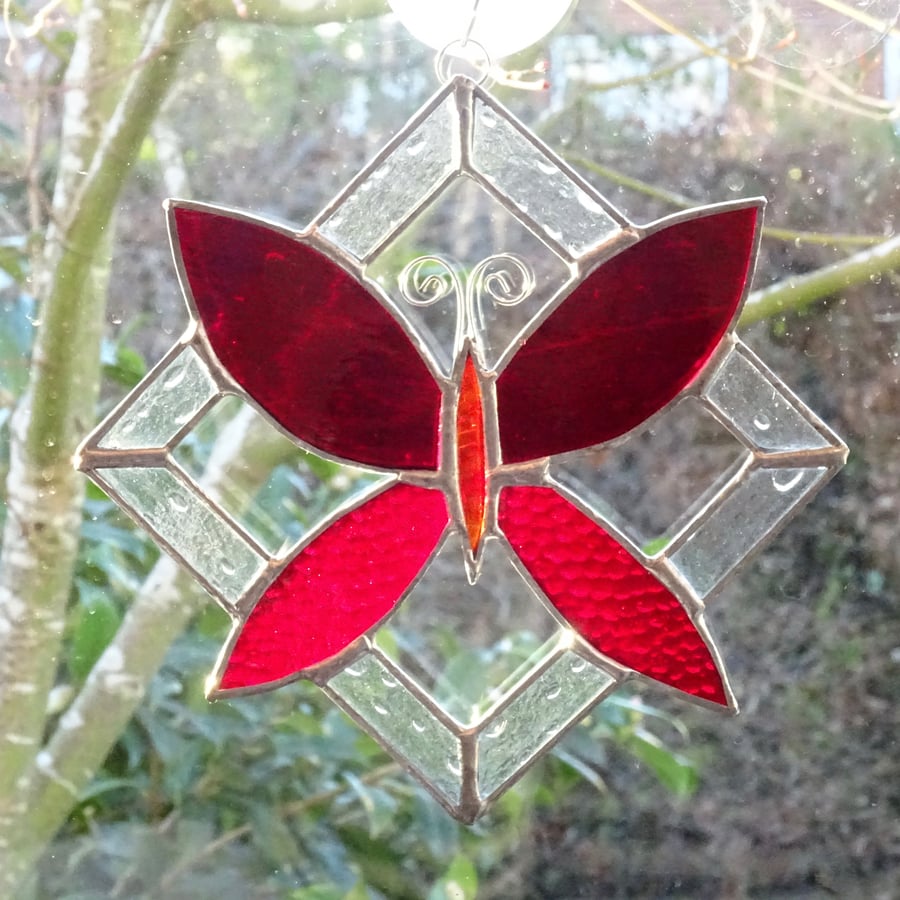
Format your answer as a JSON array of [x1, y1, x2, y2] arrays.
[[101, 339, 147, 388], [624, 729, 698, 796], [412, 791, 460, 860], [343, 772, 398, 839], [0, 238, 27, 284], [642, 535, 671, 555], [290, 887, 345, 900], [69, 590, 122, 681], [77, 776, 145, 804], [428, 855, 478, 900], [552, 748, 607, 795], [81, 517, 150, 560], [248, 802, 303, 866]]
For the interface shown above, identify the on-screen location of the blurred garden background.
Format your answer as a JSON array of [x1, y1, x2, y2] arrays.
[[1, 0, 899, 896]]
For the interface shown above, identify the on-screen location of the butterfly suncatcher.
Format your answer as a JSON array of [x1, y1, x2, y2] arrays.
[[78, 77, 846, 821]]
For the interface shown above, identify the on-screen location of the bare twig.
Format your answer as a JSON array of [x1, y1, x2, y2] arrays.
[[157, 762, 402, 893], [565, 153, 886, 249], [619, 0, 899, 121]]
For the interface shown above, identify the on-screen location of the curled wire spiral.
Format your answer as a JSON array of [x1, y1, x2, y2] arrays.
[[398, 255, 461, 307], [398, 253, 535, 342]]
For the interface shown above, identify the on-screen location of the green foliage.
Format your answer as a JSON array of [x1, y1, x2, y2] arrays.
[[40, 367, 701, 896], [12, 7, 869, 895]]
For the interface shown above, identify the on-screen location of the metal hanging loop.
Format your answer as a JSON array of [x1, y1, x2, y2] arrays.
[[434, 37, 493, 86]]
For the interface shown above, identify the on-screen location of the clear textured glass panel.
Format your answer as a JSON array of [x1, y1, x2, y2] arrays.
[[705, 346, 833, 453], [99, 466, 266, 606], [367, 177, 573, 373], [670, 466, 829, 599], [476, 650, 615, 800], [374, 534, 560, 727], [98, 347, 217, 450], [319, 96, 456, 260], [328, 652, 463, 806], [551, 398, 745, 548], [471, 98, 620, 256], [172, 397, 382, 557]]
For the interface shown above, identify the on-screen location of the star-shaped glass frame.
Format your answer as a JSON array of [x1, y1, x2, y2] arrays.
[[78, 77, 846, 822]]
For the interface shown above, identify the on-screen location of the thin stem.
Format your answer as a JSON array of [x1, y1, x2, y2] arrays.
[[810, 0, 900, 38], [565, 154, 885, 248], [157, 763, 402, 894], [619, 0, 899, 121], [581, 51, 707, 92]]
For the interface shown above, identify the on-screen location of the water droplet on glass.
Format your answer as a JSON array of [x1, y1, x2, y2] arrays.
[[163, 368, 187, 390], [381, 676, 398, 688], [447, 759, 462, 776], [725, 173, 745, 192], [372, 703, 388, 716], [344, 665, 362, 678], [412, 720, 426, 733], [537, 160, 557, 176], [485, 720, 507, 739], [220, 559, 236, 576], [772, 470, 805, 493], [110, 314, 123, 325], [546, 686, 562, 700], [570, 658, 587, 673], [544, 225, 563, 242], [168, 495, 188, 512], [480, 110, 497, 129], [576, 190, 607, 215], [406, 138, 426, 157], [753, 413, 771, 431]]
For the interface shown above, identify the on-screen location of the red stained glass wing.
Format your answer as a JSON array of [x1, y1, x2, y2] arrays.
[[499, 486, 728, 706], [173, 205, 442, 470], [217, 484, 449, 692], [496, 204, 760, 464]]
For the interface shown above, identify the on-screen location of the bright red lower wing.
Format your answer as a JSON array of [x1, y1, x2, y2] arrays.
[[217, 484, 449, 691], [497, 204, 760, 463], [499, 486, 727, 706], [173, 204, 442, 470]]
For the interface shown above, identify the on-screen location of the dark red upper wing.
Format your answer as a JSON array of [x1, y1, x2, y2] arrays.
[[172, 204, 442, 470], [496, 204, 760, 463]]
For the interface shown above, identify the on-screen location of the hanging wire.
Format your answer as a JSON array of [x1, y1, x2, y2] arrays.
[[462, 0, 483, 46], [435, 0, 549, 91]]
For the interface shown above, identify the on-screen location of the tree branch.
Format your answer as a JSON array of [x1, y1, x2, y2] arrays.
[[564, 153, 886, 249], [0, 2, 389, 889], [741, 234, 900, 325], [199, 0, 386, 27], [0, 407, 299, 893], [0, 0, 196, 872]]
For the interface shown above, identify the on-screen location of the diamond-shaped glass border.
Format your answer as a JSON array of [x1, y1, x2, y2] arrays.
[[77, 76, 847, 822]]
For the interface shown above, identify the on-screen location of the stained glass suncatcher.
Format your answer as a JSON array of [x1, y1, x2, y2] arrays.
[[78, 76, 847, 822]]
